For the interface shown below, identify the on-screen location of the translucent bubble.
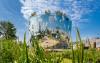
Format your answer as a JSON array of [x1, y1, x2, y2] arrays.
[[29, 11, 72, 36]]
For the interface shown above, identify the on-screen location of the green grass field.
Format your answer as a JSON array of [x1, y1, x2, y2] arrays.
[[0, 30, 100, 63], [61, 58, 72, 63]]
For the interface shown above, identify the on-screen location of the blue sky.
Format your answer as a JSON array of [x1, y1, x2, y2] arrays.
[[0, 0, 28, 40], [0, 0, 100, 41]]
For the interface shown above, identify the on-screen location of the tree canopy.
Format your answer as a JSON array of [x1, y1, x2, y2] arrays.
[[0, 21, 16, 39]]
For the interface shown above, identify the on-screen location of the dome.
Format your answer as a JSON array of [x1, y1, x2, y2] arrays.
[[29, 11, 72, 36]]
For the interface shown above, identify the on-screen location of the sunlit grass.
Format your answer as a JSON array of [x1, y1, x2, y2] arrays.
[[0, 29, 100, 63], [61, 58, 72, 63]]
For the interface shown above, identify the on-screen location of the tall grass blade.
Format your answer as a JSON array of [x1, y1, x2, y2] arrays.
[[23, 32, 29, 63], [76, 28, 80, 63], [70, 37, 75, 63], [76, 28, 84, 63]]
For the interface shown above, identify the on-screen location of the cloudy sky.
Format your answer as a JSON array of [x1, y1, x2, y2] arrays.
[[0, 0, 100, 41]]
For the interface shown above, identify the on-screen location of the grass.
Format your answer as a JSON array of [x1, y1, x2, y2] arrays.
[[0, 29, 100, 63], [61, 58, 72, 63]]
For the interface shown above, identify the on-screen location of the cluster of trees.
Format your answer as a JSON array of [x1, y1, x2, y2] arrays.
[[0, 21, 16, 39]]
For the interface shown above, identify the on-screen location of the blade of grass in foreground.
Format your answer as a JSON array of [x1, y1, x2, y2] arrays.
[[76, 28, 84, 63], [70, 37, 75, 63], [23, 32, 29, 63], [76, 28, 80, 63]]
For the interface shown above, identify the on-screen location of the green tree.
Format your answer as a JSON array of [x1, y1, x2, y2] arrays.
[[0, 21, 16, 39]]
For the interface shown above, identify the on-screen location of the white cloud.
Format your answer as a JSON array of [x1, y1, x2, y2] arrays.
[[20, 0, 100, 34], [20, 0, 98, 21]]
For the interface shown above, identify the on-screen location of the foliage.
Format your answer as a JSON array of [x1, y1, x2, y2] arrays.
[[0, 29, 100, 63], [0, 40, 21, 63], [30, 35, 63, 63], [0, 21, 16, 39]]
